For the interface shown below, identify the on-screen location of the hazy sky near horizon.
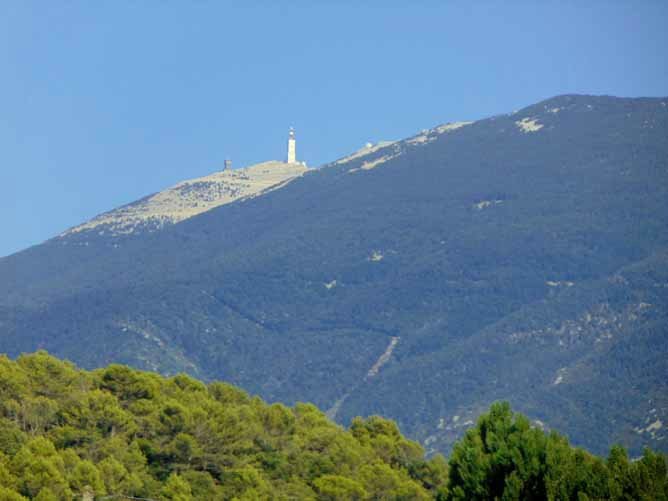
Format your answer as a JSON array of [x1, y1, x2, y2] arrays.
[[2, 2, 667, 257]]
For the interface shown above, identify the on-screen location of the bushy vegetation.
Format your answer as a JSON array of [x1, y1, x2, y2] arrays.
[[0, 352, 446, 500], [1, 352, 666, 500], [447, 402, 667, 501]]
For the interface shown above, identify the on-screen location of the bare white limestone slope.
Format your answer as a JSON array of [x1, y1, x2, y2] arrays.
[[366, 336, 400, 378], [515, 117, 544, 133], [405, 121, 472, 145], [62, 161, 307, 237], [332, 141, 397, 166], [337, 121, 473, 174]]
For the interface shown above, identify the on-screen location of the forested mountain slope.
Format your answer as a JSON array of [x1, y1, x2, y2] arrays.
[[1, 95, 667, 457]]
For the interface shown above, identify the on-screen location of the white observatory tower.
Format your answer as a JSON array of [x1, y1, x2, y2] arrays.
[[287, 126, 296, 164]]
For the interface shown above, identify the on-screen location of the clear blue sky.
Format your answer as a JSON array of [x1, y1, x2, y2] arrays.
[[2, 2, 667, 257]]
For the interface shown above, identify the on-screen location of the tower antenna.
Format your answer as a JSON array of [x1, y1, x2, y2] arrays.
[[287, 126, 296, 164]]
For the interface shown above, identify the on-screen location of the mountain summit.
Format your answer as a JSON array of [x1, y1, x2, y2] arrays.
[[61, 161, 307, 238], [61, 126, 309, 239], [1, 94, 667, 457]]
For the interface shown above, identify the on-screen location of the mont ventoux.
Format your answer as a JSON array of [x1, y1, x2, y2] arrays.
[[1, 94, 668, 499]]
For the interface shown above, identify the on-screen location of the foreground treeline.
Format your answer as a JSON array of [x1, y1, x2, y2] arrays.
[[0, 353, 665, 500]]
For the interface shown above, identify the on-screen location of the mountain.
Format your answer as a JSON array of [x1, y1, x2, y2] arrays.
[[1, 94, 667, 457]]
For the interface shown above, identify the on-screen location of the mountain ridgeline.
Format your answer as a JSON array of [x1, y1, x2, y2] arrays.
[[0, 352, 666, 500], [1, 95, 667, 458]]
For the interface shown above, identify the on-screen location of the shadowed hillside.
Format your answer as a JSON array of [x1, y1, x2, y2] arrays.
[[1, 95, 667, 457]]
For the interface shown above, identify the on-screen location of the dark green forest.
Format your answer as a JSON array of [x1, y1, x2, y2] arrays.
[[2, 95, 667, 458], [0, 352, 665, 500]]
